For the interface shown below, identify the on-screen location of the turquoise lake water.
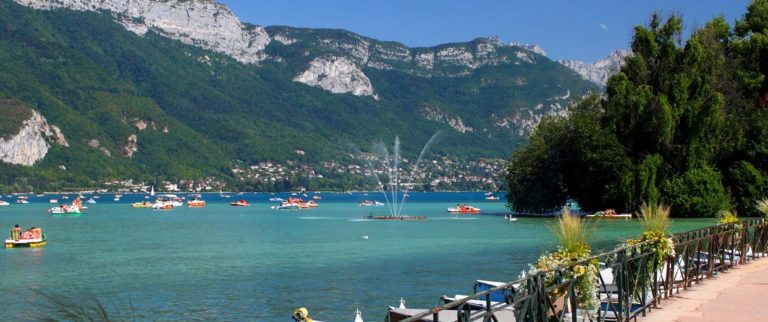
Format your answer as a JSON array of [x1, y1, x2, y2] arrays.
[[0, 192, 715, 321]]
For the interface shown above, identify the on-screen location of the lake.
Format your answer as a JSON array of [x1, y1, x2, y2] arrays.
[[0, 192, 715, 321]]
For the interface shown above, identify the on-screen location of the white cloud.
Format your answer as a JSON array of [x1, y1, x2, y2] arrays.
[[599, 23, 609, 32]]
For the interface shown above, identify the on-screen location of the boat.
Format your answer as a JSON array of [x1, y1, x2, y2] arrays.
[[156, 194, 184, 207], [15, 199, 29, 204], [586, 209, 632, 219], [71, 196, 87, 212], [230, 199, 250, 207], [187, 197, 206, 208], [268, 197, 284, 202], [274, 197, 315, 209], [312, 195, 322, 200], [274, 203, 299, 210], [220, 189, 231, 198], [359, 200, 385, 207], [86, 198, 96, 204], [152, 201, 174, 210], [298, 200, 318, 209], [48, 204, 83, 215], [0, 201, 8, 206], [5, 227, 46, 248], [131, 201, 154, 208], [447, 204, 482, 214], [49, 199, 58, 204], [484, 195, 499, 201]]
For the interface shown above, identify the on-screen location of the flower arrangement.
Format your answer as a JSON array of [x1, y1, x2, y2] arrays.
[[625, 203, 675, 268], [523, 208, 599, 312], [717, 209, 743, 243], [717, 209, 740, 225]]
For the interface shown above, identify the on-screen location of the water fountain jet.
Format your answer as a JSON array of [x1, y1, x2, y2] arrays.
[[363, 132, 442, 220]]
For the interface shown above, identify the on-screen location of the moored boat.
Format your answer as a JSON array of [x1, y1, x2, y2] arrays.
[[0, 200, 8, 206], [447, 204, 482, 214], [586, 209, 632, 219], [484, 195, 499, 200]]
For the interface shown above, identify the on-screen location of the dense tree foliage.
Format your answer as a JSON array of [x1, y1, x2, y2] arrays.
[[507, 1, 768, 217]]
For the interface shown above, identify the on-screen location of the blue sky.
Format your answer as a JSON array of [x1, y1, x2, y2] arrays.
[[219, 0, 751, 62]]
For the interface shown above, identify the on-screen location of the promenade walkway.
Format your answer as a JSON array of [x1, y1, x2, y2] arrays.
[[639, 257, 768, 322]]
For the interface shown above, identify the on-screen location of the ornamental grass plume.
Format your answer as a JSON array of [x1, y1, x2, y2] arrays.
[[717, 209, 739, 225], [637, 202, 671, 235], [756, 198, 768, 217], [554, 207, 590, 253]]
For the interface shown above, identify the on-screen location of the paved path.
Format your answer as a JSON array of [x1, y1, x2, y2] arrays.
[[639, 257, 768, 322]]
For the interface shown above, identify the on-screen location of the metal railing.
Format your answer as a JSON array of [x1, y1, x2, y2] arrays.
[[388, 218, 768, 322]]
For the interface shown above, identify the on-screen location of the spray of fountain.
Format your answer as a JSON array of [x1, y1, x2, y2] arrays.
[[365, 132, 442, 218]]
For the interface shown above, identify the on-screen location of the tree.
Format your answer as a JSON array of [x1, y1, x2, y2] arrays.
[[507, 3, 768, 217]]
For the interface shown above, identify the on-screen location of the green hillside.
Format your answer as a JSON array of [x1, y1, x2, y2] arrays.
[[0, 0, 597, 191]]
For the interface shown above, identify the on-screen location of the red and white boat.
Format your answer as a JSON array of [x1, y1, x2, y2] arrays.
[[230, 199, 250, 207], [187, 199, 206, 208], [447, 204, 482, 214]]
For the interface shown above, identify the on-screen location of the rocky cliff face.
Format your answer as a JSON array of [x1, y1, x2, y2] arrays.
[[12, 0, 560, 99], [293, 55, 376, 98], [272, 29, 531, 77], [508, 42, 547, 56], [559, 49, 630, 87], [271, 29, 543, 96], [491, 90, 573, 136], [0, 110, 68, 166], [13, 0, 271, 64]]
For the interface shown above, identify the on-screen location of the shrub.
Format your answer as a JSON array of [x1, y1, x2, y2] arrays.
[[662, 166, 731, 217]]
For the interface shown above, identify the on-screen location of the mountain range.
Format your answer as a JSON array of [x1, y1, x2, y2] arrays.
[[0, 0, 615, 190]]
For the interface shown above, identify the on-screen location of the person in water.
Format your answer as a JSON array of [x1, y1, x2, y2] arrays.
[[11, 224, 22, 241]]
